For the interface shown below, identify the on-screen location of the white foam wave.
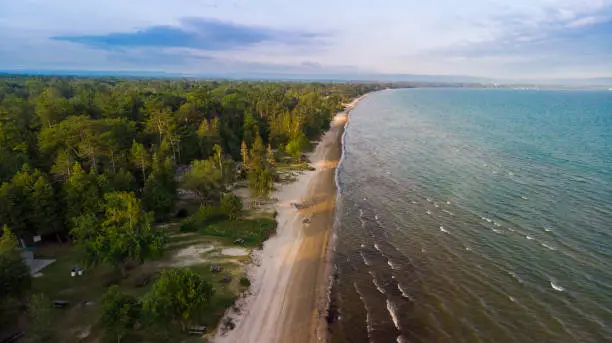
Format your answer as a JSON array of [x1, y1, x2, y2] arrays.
[[446, 201, 451, 204], [442, 209, 454, 216], [397, 284, 413, 301], [361, 251, 372, 266], [541, 243, 557, 251], [426, 210, 432, 215], [508, 296, 516, 303], [387, 259, 401, 270], [372, 278, 385, 294], [386, 299, 400, 330], [374, 243, 382, 253], [493, 221, 502, 227], [492, 228, 502, 234], [526, 235, 534, 240], [440, 226, 449, 233], [520, 196, 528, 200], [551, 281, 565, 292], [544, 227, 553, 232]]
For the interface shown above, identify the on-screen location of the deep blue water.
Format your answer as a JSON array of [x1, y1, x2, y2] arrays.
[[329, 88, 612, 343]]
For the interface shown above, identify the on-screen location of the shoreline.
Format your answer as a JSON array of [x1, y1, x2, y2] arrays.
[[214, 94, 369, 343]]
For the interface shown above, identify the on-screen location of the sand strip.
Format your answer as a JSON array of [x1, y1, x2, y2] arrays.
[[214, 95, 367, 343]]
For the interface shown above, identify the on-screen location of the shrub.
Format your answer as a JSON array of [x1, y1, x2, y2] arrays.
[[220, 194, 243, 221], [180, 206, 227, 232], [239, 276, 251, 287]]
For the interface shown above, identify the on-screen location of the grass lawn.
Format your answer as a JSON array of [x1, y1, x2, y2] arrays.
[[29, 225, 252, 343]]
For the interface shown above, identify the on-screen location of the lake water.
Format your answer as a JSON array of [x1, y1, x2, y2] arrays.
[[329, 88, 612, 343]]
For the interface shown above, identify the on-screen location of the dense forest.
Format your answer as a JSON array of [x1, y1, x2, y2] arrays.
[[0, 75, 383, 241]]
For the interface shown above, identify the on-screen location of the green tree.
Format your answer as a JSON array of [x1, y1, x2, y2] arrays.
[[240, 140, 249, 167], [142, 155, 177, 221], [63, 163, 103, 227], [143, 269, 214, 332], [71, 192, 166, 275], [286, 132, 310, 162], [181, 159, 224, 205], [0, 225, 18, 253], [0, 226, 31, 304], [247, 165, 274, 197], [30, 175, 61, 238], [266, 144, 275, 168], [129, 140, 150, 181], [26, 294, 55, 343], [220, 193, 243, 221], [101, 286, 140, 343]]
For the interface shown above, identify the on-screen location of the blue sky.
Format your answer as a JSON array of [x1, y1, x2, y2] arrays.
[[1, 0, 611, 78]]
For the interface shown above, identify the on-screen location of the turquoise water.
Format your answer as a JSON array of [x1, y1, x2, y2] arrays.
[[329, 89, 612, 343]]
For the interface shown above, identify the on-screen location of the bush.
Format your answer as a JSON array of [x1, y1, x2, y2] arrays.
[[239, 277, 251, 287], [180, 206, 227, 232], [220, 194, 243, 221]]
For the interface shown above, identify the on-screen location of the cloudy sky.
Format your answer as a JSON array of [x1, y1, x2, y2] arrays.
[[1, 0, 611, 78]]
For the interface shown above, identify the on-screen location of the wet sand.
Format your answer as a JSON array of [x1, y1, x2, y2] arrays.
[[214, 96, 365, 343]]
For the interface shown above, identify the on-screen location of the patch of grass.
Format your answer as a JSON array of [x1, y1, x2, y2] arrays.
[[199, 217, 277, 246]]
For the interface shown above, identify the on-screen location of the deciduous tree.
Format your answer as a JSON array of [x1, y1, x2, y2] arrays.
[[143, 269, 214, 332]]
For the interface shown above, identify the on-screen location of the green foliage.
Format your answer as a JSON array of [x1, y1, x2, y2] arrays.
[[71, 192, 167, 274], [142, 155, 177, 221], [26, 294, 55, 343], [286, 132, 311, 162], [0, 75, 383, 249], [220, 193, 243, 221], [0, 165, 61, 237], [180, 206, 227, 232], [239, 276, 251, 287], [0, 227, 31, 303], [101, 286, 140, 343], [0, 225, 18, 254], [63, 163, 104, 228], [129, 140, 150, 181], [143, 268, 214, 332], [201, 218, 276, 246], [181, 159, 224, 205], [247, 165, 274, 197]]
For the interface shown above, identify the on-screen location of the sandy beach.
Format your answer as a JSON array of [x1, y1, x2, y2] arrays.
[[215, 95, 366, 343]]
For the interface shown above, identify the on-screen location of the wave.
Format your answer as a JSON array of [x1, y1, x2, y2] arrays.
[[541, 243, 557, 251], [526, 235, 534, 240], [368, 271, 385, 294], [551, 281, 565, 292], [388, 259, 401, 270], [361, 251, 373, 266], [440, 226, 449, 233], [397, 283, 413, 301], [386, 299, 400, 330]]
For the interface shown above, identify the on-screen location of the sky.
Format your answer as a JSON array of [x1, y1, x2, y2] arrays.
[[1, 0, 611, 79]]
